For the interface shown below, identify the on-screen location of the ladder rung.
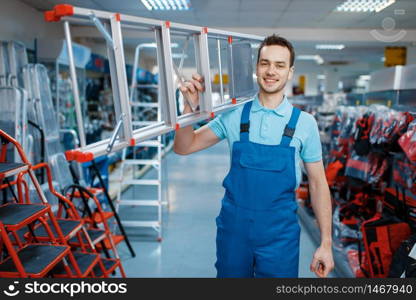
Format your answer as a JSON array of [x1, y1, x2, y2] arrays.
[[121, 220, 160, 228], [123, 159, 159, 165], [132, 121, 158, 126], [121, 179, 160, 185], [118, 200, 159, 206], [135, 140, 162, 147], [130, 102, 158, 108]]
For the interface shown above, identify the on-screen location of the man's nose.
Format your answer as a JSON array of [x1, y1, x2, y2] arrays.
[[266, 66, 277, 75]]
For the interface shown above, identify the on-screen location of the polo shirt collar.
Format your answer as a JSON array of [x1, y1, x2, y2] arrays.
[[251, 94, 291, 117]]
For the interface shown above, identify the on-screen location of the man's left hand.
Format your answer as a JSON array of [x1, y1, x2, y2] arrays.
[[310, 244, 334, 278]]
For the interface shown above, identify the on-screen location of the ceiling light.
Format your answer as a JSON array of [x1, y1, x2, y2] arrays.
[[297, 55, 324, 64], [335, 0, 395, 13], [315, 44, 345, 50], [359, 75, 371, 80], [141, 0, 191, 10]]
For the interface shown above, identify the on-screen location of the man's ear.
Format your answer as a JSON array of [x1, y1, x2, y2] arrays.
[[288, 66, 295, 81]]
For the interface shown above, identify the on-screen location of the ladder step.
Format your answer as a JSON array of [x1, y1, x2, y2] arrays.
[[121, 220, 160, 228], [118, 200, 159, 206], [122, 179, 160, 185], [0, 163, 29, 179], [51, 252, 99, 277], [132, 121, 158, 126], [130, 102, 158, 108], [123, 159, 160, 165], [135, 140, 162, 147]]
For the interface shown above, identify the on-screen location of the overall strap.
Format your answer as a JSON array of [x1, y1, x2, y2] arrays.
[[239, 101, 253, 142], [280, 106, 301, 147]]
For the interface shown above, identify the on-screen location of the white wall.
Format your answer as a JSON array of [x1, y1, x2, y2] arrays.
[[0, 0, 63, 49]]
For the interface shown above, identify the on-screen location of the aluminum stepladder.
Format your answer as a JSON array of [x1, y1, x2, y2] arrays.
[[0, 41, 29, 162], [44, 4, 262, 161], [115, 43, 165, 241], [22, 63, 136, 258]]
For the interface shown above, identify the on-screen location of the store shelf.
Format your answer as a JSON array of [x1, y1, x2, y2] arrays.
[[297, 202, 355, 278]]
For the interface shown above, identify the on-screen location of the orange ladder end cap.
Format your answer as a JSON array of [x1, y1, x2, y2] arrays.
[[75, 151, 94, 163], [130, 138, 136, 146], [44, 10, 60, 22], [54, 4, 74, 17], [64, 150, 76, 161]]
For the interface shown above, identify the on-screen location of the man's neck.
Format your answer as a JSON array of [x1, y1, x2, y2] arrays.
[[258, 91, 285, 109]]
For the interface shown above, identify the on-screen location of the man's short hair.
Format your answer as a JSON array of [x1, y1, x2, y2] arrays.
[[257, 34, 295, 67]]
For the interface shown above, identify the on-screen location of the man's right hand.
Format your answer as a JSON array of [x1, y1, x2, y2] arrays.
[[174, 73, 220, 155], [178, 73, 205, 111]]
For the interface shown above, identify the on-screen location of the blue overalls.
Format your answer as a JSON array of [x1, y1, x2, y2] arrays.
[[215, 101, 301, 278]]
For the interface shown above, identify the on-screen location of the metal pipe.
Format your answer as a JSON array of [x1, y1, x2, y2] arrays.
[[63, 21, 86, 148], [130, 43, 157, 103], [88, 13, 114, 48], [106, 113, 125, 153], [217, 38, 224, 104], [129, 45, 140, 104]]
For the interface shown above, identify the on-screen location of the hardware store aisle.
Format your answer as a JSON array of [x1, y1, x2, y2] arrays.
[[117, 140, 322, 278]]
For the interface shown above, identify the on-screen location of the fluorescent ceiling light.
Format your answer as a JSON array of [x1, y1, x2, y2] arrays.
[[317, 75, 326, 80], [141, 0, 191, 10], [297, 55, 324, 64], [359, 75, 371, 80], [315, 44, 345, 50], [335, 0, 395, 13]]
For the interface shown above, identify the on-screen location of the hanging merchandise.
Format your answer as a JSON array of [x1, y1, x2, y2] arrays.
[[392, 155, 416, 195], [388, 234, 416, 278], [353, 112, 374, 156], [384, 187, 416, 228], [318, 100, 416, 278], [325, 159, 345, 187], [361, 215, 412, 278], [345, 151, 370, 183], [399, 120, 416, 162]]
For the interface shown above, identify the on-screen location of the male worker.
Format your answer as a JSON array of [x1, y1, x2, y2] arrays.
[[173, 34, 334, 278]]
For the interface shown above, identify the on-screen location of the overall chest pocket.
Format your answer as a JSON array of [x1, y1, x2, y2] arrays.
[[239, 152, 287, 172]]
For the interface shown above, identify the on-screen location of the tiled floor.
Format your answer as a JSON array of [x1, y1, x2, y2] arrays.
[[117, 140, 324, 277]]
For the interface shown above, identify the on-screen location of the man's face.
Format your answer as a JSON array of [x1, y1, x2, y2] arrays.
[[256, 45, 294, 95]]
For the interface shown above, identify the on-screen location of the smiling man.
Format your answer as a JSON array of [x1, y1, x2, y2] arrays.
[[174, 34, 334, 278]]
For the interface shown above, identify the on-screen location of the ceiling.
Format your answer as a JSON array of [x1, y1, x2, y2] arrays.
[[19, 0, 416, 28], [18, 0, 416, 76]]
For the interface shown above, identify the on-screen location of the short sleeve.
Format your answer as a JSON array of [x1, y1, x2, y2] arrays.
[[207, 114, 227, 140], [300, 114, 322, 163]]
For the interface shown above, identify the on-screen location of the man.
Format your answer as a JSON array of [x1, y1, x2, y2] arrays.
[[174, 34, 334, 278]]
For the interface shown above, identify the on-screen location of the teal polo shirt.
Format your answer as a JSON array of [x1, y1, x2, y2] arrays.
[[207, 95, 322, 189]]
